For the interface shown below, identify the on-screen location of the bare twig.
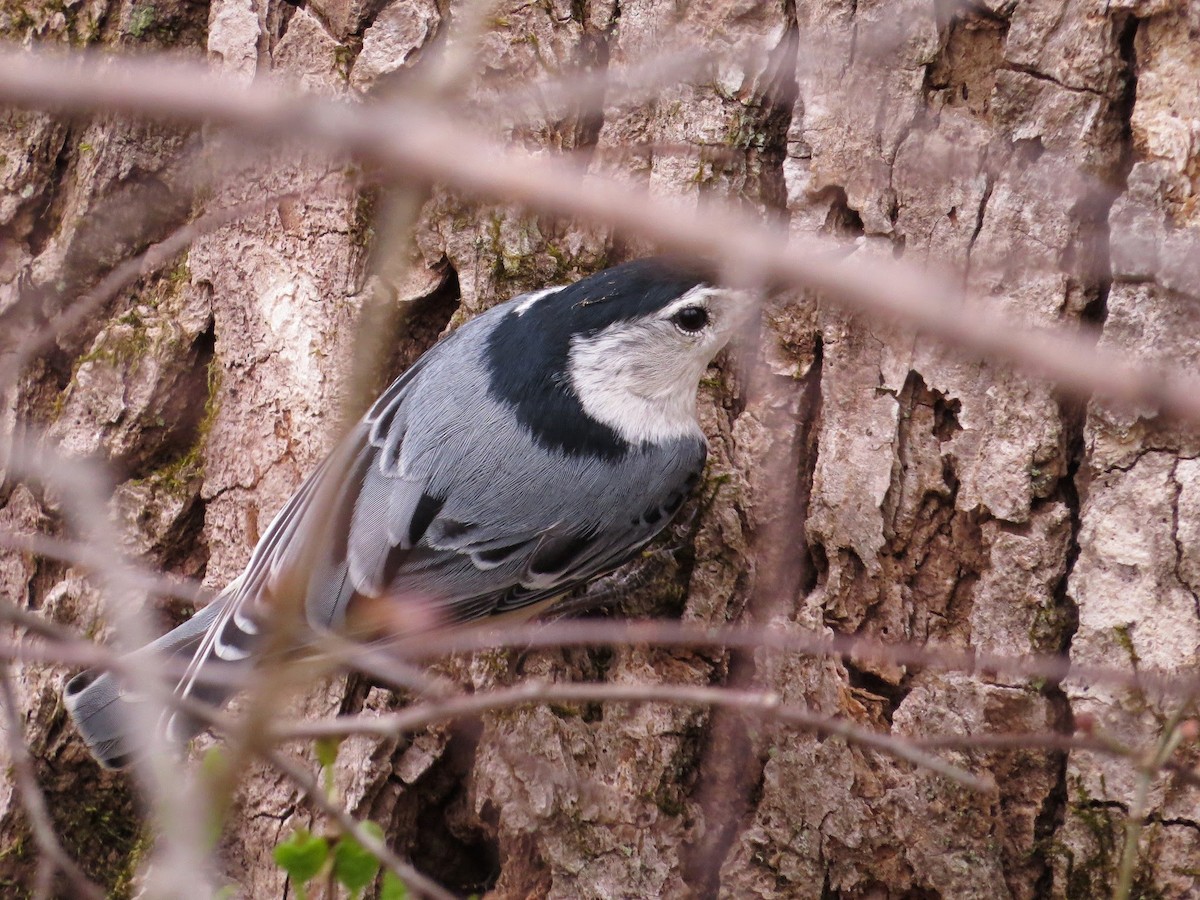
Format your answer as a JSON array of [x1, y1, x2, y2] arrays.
[[7, 617, 1200, 797], [0, 664, 107, 900], [420, 0, 503, 96], [914, 729, 1200, 791], [8, 600, 1196, 707], [0, 526, 210, 607], [491, 47, 718, 119], [265, 749, 458, 900], [9, 572, 1200, 752], [276, 680, 995, 792], [0, 637, 116, 671], [0, 191, 298, 388], [0, 636, 252, 698], [1, 49, 1200, 420], [312, 630, 457, 698], [380, 618, 1200, 701], [0, 592, 110, 647], [1, 437, 216, 899], [1113, 708, 1193, 900]]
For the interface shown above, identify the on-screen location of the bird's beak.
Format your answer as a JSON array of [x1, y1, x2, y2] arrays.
[[714, 286, 763, 338]]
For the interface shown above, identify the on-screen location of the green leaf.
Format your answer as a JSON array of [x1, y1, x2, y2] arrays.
[[380, 871, 409, 900], [315, 736, 342, 770], [200, 747, 232, 847], [273, 829, 329, 886], [316, 736, 342, 798], [201, 746, 228, 779], [333, 823, 384, 897]]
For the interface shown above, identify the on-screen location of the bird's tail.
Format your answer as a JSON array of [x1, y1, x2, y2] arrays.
[[63, 597, 236, 769]]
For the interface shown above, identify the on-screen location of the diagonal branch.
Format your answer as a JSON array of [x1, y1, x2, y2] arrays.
[[0, 191, 303, 388], [378, 618, 1200, 700], [0, 526, 210, 607], [265, 749, 459, 900], [275, 679, 997, 792], [0, 48, 1198, 420], [0, 664, 107, 900]]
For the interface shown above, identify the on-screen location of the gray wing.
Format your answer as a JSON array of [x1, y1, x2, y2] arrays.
[[204, 306, 704, 657], [299, 377, 702, 630]]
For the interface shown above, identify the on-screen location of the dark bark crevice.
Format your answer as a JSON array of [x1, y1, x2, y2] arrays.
[[680, 330, 824, 896], [1034, 12, 1141, 898]]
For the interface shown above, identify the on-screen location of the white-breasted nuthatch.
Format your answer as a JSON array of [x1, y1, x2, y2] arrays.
[[64, 257, 753, 768]]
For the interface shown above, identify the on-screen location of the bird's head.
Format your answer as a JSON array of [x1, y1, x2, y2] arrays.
[[487, 258, 758, 454]]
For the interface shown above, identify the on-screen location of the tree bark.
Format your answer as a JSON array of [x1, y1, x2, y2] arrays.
[[2, 0, 1198, 897]]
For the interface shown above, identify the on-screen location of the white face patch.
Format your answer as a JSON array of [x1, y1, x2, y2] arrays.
[[514, 285, 565, 316], [566, 286, 749, 446]]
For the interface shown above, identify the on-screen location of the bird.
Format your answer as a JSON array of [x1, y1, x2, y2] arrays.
[[63, 256, 754, 768]]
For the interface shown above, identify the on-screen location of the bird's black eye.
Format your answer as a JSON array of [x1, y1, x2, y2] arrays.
[[671, 305, 709, 333]]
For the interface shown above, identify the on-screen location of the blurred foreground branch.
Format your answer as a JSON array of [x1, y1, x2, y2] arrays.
[[0, 47, 1198, 421]]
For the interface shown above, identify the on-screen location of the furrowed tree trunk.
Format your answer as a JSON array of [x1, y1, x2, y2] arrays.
[[2, 0, 1198, 897]]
